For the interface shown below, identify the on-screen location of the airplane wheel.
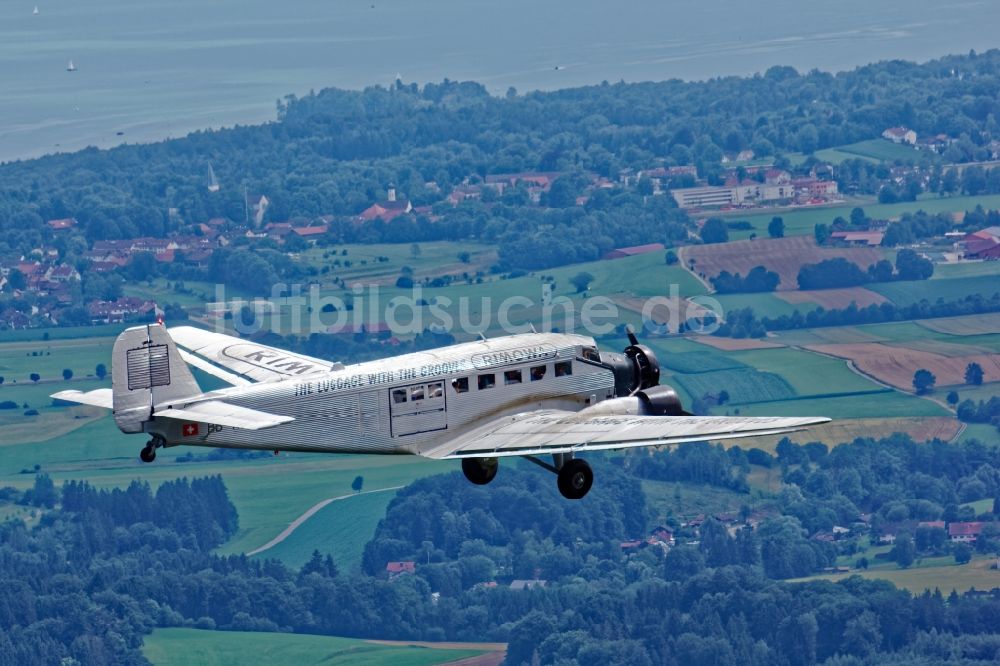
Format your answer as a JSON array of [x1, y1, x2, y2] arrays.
[[462, 457, 498, 485], [557, 459, 593, 500], [139, 445, 156, 463]]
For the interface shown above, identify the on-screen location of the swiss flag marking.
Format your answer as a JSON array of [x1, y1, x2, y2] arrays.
[[182, 423, 199, 437]]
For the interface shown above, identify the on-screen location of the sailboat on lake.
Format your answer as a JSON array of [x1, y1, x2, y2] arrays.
[[33, 6, 39, 15], [66, 60, 77, 72]]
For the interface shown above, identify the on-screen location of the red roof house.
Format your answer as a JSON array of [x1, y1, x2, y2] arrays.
[[949, 522, 985, 542]]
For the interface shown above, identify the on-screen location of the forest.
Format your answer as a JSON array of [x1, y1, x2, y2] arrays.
[[5, 434, 1000, 665]]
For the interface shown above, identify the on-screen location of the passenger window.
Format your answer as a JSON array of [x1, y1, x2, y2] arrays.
[[428, 382, 443, 398], [555, 361, 572, 377], [410, 386, 425, 401], [452, 377, 469, 393], [392, 389, 407, 404], [504, 369, 522, 385], [530, 365, 547, 381], [478, 374, 496, 390], [582, 346, 601, 362]]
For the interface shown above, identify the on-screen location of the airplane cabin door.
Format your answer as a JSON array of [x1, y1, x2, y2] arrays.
[[389, 381, 447, 436]]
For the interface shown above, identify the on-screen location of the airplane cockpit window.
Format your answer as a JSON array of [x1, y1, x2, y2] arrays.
[[581, 346, 601, 362], [428, 382, 444, 398], [410, 386, 425, 401], [452, 377, 469, 393], [392, 389, 407, 404], [478, 373, 496, 390], [555, 361, 572, 377], [504, 369, 522, 385], [530, 365, 546, 381]]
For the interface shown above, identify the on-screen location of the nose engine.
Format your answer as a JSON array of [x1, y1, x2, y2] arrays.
[[598, 328, 690, 416]]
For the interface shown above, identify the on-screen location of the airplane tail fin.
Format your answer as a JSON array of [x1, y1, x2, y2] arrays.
[[112, 324, 202, 433]]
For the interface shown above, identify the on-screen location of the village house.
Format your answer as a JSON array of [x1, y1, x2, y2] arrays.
[[385, 561, 416, 578], [509, 579, 547, 590], [46, 217, 78, 231], [87, 297, 156, 325], [882, 127, 917, 145], [949, 522, 985, 543]]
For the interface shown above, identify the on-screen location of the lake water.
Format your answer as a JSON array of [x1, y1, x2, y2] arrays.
[[1, 0, 998, 163]]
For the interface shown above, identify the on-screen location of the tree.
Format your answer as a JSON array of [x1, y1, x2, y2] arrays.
[[62, 369, 73, 381], [457, 251, 471, 264], [891, 533, 916, 568], [410, 243, 422, 258], [947, 391, 959, 406], [664, 250, 678, 265], [699, 218, 729, 244], [913, 369, 936, 395], [95, 363, 107, 380], [7, 268, 26, 291], [965, 362, 984, 386], [768, 216, 785, 238], [570, 272, 594, 293], [30, 373, 40, 383], [895, 249, 934, 281], [814, 223, 830, 245], [351, 476, 364, 493], [954, 543, 973, 564]]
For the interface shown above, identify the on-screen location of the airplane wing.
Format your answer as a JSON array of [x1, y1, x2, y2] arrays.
[[168, 326, 342, 384], [420, 411, 830, 459]]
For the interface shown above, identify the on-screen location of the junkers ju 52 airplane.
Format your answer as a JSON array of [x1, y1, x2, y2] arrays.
[[54, 324, 829, 499]]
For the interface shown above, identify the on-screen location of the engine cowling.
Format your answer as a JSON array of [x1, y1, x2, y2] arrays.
[[636, 385, 687, 416], [577, 383, 687, 418]]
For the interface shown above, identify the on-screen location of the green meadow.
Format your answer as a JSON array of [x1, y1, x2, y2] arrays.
[[142, 628, 489, 666]]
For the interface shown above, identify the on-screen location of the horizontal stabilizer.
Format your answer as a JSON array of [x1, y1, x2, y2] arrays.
[[154, 400, 294, 430], [51, 388, 114, 409]]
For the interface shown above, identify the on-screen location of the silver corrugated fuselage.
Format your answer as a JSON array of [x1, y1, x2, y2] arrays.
[[148, 332, 615, 455]]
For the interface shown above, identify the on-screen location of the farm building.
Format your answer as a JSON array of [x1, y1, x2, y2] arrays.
[[603, 243, 665, 260], [830, 231, 884, 246]]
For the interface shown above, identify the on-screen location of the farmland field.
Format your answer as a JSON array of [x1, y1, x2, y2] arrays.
[[802, 557, 1000, 594], [725, 193, 1000, 239], [691, 336, 785, 351], [248, 486, 402, 571], [660, 351, 746, 374], [869, 276, 1000, 307], [722, 416, 962, 452], [918, 313, 1000, 336], [834, 139, 925, 162], [729, 347, 884, 396], [672, 367, 795, 405], [142, 628, 492, 666], [806, 342, 1000, 390], [730, 391, 948, 420], [776, 287, 887, 309], [684, 236, 883, 291], [713, 292, 803, 318]]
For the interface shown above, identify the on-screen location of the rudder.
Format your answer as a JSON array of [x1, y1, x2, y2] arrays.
[[112, 324, 202, 433]]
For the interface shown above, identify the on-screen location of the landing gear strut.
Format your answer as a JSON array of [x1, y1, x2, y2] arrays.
[[524, 454, 594, 499], [139, 436, 165, 463], [462, 457, 499, 485]]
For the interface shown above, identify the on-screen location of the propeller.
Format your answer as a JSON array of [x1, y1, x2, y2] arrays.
[[623, 324, 660, 394]]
